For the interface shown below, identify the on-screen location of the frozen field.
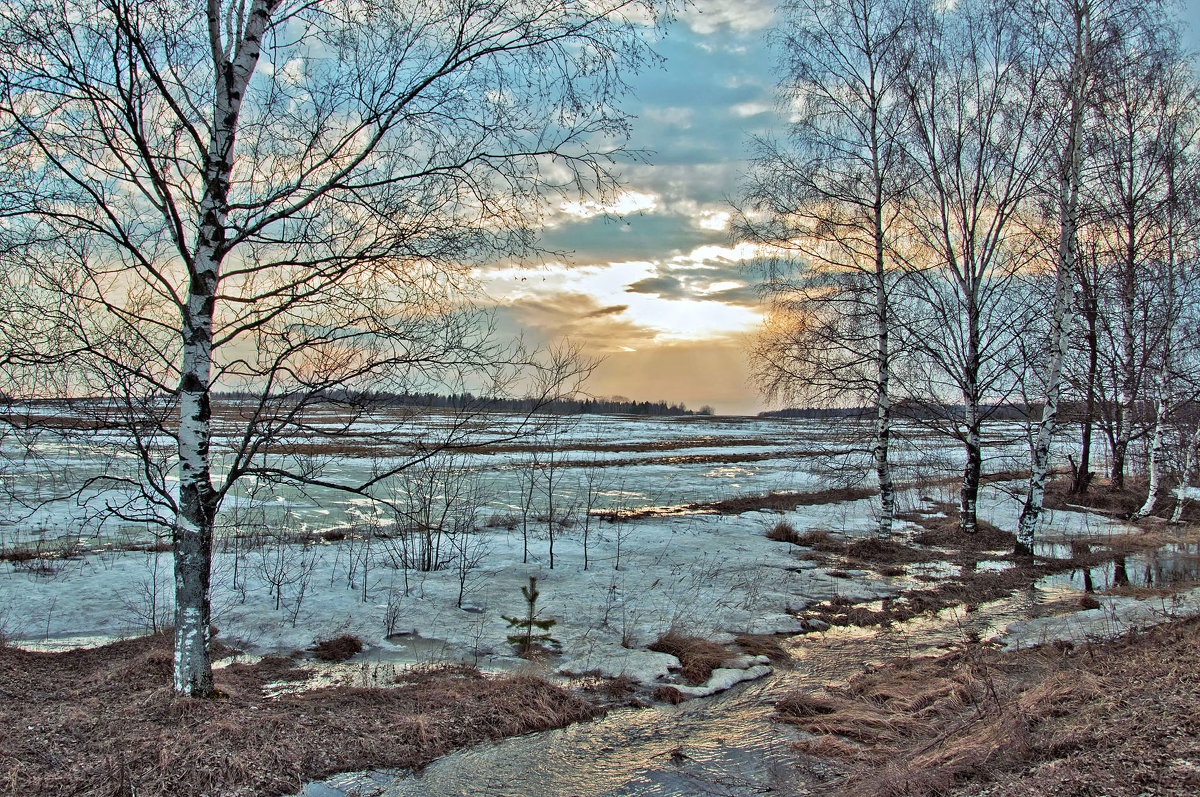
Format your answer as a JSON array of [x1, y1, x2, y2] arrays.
[[0, 410, 1114, 687]]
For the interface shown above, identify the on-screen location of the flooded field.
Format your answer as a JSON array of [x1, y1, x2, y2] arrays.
[[3, 410, 1196, 796]]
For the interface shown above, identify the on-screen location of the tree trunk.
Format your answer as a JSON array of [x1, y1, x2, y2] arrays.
[[1171, 421, 1200, 523], [174, 250, 219, 697], [961, 295, 982, 536], [1019, 17, 1087, 553], [1017, 256, 1073, 552], [1073, 277, 1099, 493], [873, 191, 894, 539], [962, 412, 982, 535], [1133, 395, 1166, 519], [1112, 146, 1140, 491], [173, 0, 275, 697]]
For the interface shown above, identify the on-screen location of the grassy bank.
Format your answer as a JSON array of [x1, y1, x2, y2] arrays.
[[0, 633, 599, 796], [778, 614, 1200, 796]]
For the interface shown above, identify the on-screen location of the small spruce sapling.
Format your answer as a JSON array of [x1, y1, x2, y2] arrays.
[[502, 576, 559, 655]]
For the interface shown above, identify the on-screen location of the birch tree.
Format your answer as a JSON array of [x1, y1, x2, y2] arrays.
[[739, 0, 915, 538], [0, 0, 665, 696], [1131, 86, 1200, 518], [898, 0, 1047, 535], [1088, 22, 1186, 491], [1014, 0, 1100, 553]]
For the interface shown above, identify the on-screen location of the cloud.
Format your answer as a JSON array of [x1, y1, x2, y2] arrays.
[[625, 275, 685, 298], [558, 191, 659, 220], [582, 304, 629, 318], [587, 337, 763, 415], [493, 292, 656, 353], [624, 258, 761, 308], [731, 101, 773, 118], [682, 0, 777, 35]]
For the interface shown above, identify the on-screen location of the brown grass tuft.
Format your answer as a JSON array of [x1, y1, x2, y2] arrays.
[[647, 630, 735, 686], [653, 685, 687, 704], [765, 520, 802, 544], [309, 634, 364, 662], [734, 634, 792, 666]]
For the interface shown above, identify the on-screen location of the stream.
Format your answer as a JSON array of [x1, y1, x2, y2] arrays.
[[299, 580, 1067, 797]]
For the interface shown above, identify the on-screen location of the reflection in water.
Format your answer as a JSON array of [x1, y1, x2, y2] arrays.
[[301, 595, 1059, 797], [1040, 547, 1200, 595], [299, 544, 1200, 797], [1114, 556, 1130, 587]]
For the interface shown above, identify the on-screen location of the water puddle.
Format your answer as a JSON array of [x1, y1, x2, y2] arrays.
[[299, 592, 1060, 797], [1036, 544, 1200, 595]]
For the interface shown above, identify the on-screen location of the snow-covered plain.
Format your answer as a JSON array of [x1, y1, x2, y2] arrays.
[[5, 410, 1177, 694]]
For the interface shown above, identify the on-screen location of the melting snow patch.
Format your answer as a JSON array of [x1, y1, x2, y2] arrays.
[[672, 660, 773, 698], [556, 649, 680, 683]]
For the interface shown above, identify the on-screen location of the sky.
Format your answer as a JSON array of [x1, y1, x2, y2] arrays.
[[477, 0, 1200, 417]]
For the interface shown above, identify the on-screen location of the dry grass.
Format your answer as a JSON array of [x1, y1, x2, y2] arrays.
[[780, 617, 1200, 796], [0, 632, 600, 796], [1045, 475, 1200, 525], [309, 634, 364, 662], [606, 486, 877, 521], [734, 634, 793, 666], [647, 630, 736, 686], [766, 520, 803, 545], [653, 685, 687, 704], [844, 537, 931, 565], [908, 503, 1016, 550]]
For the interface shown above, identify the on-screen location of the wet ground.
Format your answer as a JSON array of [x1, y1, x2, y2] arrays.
[[299, 541, 1200, 797]]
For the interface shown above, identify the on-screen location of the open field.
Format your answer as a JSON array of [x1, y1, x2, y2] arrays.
[[3, 411, 1199, 795]]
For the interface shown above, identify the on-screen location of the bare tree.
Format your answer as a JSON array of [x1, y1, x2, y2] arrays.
[[1014, 0, 1110, 552], [1086, 21, 1188, 491], [739, 0, 916, 538], [897, 0, 1048, 534], [0, 0, 666, 696]]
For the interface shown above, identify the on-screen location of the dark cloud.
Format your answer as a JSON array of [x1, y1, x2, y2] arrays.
[[705, 284, 761, 307], [491, 292, 655, 353], [625, 276, 685, 298], [625, 263, 761, 308], [583, 304, 629, 318]]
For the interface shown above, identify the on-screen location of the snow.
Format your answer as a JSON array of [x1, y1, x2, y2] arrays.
[[998, 586, 1200, 650], [0, 411, 1171, 698], [0, 481, 906, 685], [672, 662, 773, 698]]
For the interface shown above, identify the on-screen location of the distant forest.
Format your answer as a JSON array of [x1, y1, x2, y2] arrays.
[[761, 403, 1041, 422], [760, 401, 1195, 424], [215, 390, 715, 417]]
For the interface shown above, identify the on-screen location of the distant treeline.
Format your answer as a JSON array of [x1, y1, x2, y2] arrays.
[[761, 400, 1200, 424], [760, 402, 1037, 422], [214, 390, 714, 417]]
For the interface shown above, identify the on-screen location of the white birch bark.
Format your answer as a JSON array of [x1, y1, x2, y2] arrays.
[[174, 0, 277, 697], [1016, 0, 1089, 554], [1133, 393, 1167, 519], [961, 330, 981, 535], [1171, 421, 1200, 523], [871, 98, 895, 540]]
